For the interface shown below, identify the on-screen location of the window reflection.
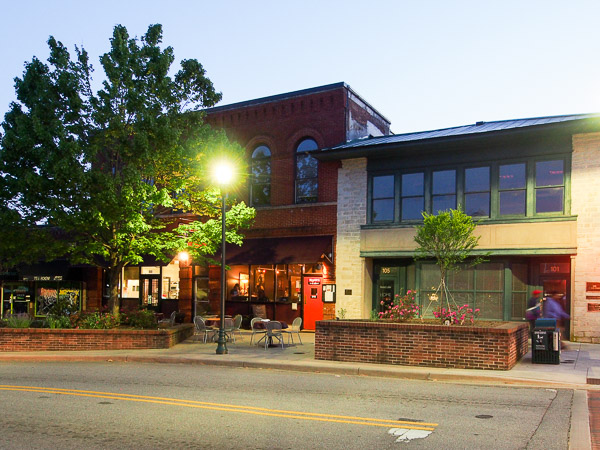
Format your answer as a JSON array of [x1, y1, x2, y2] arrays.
[[535, 160, 564, 213], [295, 138, 318, 203], [401, 173, 424, 221], [372, 175, 394, 222], [432, 170, 456, 213], [499, 190, 526, 215], [499, 163, 526, 215], [465, 167, 490, 217], [251, 145, 271, 206]]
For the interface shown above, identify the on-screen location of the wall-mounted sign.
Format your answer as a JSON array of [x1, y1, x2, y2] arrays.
[[587, 282, 600, 292], [540, 263, 570, 274], [322, 284, 336, 303], [307, 278, 321, 286], [588, 303, 600, 312], [22, 275, 63, 281]]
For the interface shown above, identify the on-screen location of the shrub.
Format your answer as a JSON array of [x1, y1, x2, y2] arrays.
[[124, 309, 157, 329], [46, 315, 72, 329], [77, 312, 120, 329], [4, 313, 33, 328], [379, 291, 420, 322], [433, 304, 480, 325]]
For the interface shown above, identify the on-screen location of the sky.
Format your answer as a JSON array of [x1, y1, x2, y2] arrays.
[[1, 0, 600, 134]]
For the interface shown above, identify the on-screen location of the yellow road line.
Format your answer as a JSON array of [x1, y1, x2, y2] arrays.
[[0, 385, 437, 431]]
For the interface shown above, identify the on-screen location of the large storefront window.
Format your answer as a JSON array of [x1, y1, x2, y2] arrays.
[[122, 267, 140, 299], [226, 264, 304, 304], [511, 263, 528, 320], [2, 283, 30, 317], [35, 281, 82, 317], [419, 262, 504, 320]]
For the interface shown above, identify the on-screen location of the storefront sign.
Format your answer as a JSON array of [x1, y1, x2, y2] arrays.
[[540, 263, 570, 274], [22, 275, 63, 281], [588, 303, 600, 312], [586, 282, 600, 292]]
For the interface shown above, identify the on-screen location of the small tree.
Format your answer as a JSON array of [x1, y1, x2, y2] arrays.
[[414, 209, 488, 311]]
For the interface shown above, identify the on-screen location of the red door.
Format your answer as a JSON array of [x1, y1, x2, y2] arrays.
[[303, 276, 323, 330]]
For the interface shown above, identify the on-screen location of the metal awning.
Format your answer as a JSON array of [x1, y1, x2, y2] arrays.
[[225, 236, 332, 265]]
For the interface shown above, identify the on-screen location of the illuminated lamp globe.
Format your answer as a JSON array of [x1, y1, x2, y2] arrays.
[[213, 161, 235, 186]]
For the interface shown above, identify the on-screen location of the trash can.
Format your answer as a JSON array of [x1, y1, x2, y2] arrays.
[[532, 318, 560, 364]]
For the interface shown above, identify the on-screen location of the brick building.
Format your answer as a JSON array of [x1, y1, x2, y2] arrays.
[[199, 83, 391, 329], [316, 114, 600, 342]]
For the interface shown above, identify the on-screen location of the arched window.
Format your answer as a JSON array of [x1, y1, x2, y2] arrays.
[[251, 145, 271, 206], [295, 138, 318, 203]]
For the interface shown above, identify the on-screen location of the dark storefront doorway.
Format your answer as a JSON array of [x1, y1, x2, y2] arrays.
[[373, 260, 413, 313], [541, 277, 570, 340]]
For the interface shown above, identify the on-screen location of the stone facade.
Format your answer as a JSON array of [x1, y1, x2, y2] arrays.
[[335, 158, 367, 318], [572, 132, 600, 342]]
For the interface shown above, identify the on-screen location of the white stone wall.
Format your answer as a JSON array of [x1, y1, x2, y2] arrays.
[[572, 132, 600, 342], [336, 158, 368, 318]]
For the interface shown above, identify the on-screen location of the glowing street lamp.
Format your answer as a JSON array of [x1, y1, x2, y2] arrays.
[[213, 160, 234, 355]]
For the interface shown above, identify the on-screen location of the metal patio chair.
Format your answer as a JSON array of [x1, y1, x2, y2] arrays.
[[265, 320, 284, 349], [250, 317, 267, 346], [282, 317, 302, 345], [193, 315, 217, 343]]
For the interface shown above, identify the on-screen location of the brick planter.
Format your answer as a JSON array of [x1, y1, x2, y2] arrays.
[[315, 320, 529, 370], [0, 324, 194, 352]]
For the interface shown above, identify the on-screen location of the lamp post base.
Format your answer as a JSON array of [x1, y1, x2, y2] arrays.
[[215, 328, 228, 354]]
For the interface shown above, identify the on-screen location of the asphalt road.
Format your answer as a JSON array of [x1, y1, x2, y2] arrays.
[[0, 362, 572, 449]]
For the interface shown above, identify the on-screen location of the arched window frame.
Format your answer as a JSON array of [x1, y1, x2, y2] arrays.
[[295, 138, 319, 204], [250, 145, 271, 206]]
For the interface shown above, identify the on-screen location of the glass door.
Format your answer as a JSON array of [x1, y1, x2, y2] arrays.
[[373, 261, 408, 313], [141, 276, 160, 312]]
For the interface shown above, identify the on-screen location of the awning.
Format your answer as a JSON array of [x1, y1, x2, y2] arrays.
[[225, 236, 332, 265]]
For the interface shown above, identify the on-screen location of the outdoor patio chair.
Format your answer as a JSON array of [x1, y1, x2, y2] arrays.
[[223, 317, 235, 342], [282, 317, 302, 345], [230, 314, 243, 342], [158, 310, 178, 327], [193, 315, 217, 343], [265, 320, 284, 349], [250, 317, 267, 346]]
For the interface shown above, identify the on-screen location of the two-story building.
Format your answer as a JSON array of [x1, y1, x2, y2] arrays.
[[316, 114, 600, 342], [200, 83, 390, 329]]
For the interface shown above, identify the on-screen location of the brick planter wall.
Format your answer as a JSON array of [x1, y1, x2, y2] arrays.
[[0, 324, 194, 352], [315, 320, 529, 370]]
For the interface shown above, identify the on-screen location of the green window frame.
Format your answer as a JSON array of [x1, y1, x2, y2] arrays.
[[368, 155, 570, 224], [419, 262, 505, 320]]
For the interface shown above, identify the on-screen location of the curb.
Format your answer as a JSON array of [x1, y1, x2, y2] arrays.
[[1, 353, 597, 390]]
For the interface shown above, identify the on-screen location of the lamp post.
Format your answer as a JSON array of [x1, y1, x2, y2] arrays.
[[214, 161, 234, 355]]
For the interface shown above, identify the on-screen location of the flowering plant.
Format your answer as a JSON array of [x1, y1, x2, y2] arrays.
[[433, 304, 480, 325], [379, 290, 420, 322]]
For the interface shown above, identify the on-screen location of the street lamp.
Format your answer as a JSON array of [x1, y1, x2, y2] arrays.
[[213, 160, 234, 355]]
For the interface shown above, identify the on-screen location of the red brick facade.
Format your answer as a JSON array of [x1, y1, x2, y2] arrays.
[[315, 320, 529, 370]]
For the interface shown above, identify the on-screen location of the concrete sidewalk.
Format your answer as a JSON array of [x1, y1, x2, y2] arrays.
[[1, 331, 600, 389]]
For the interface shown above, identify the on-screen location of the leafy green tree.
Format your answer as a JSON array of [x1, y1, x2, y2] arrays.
[[414, 209, 488, 306], [0, 24, 255, 314]]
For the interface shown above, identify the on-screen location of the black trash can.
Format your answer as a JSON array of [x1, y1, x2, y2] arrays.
[[532, 318, 560, 364]]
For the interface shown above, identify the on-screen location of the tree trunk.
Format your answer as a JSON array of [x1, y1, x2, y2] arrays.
[[107, 265, 121, 316]]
